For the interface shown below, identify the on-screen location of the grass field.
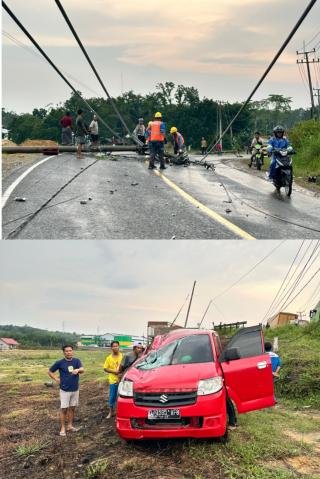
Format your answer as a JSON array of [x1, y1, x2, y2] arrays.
[[0, 347, 320, 479]]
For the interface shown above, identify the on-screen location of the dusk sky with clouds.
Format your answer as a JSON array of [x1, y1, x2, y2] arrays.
[[0, 241, 318, 336], [2, 0, 320, 112]]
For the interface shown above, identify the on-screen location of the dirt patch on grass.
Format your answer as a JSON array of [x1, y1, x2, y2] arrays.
[[286, 455, 320, 475], [0, 381, 224, 479], [284, 429, 320, 452]]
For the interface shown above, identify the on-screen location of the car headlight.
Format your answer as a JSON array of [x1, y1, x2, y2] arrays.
[[197, 377, 223, 396], [118, 380, 133, 397]]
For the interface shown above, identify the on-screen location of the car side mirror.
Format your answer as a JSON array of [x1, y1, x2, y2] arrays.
[[223, 347, 241, 361]]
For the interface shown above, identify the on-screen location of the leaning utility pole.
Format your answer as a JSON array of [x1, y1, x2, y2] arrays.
[[184, 281, 196, 328], [297, 48, 319, 118]]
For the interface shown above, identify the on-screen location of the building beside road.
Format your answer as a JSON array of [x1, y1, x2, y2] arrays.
[[0, 338, 20, 351], [267, 312, 299, 328]]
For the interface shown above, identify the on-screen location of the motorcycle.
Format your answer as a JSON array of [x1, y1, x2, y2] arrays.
[[250, 144, 264, 170], [271, 147, 295, 197]]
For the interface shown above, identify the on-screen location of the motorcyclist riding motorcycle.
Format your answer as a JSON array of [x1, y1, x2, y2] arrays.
[[267, 125, 294, 196], [249, 131, 264, 169]]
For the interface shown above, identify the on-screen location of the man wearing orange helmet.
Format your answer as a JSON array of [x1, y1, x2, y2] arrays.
[[146, 112, 166, 170]]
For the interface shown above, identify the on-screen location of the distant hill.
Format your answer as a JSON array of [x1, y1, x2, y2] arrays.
[[0, 324, 80, 349]]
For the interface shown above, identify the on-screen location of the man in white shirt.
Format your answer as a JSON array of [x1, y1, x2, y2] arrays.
[[89, 114, 99, 146]]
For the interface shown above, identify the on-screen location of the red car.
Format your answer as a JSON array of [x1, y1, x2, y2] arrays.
[[116, 326, 275, 441]]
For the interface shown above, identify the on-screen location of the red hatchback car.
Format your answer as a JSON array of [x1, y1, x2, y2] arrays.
[[116, 326, 275, 440]]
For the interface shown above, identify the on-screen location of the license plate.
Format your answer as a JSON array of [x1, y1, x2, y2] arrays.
[[148, 408, 181, 420]]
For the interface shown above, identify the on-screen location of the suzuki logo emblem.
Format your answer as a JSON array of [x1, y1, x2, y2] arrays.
[[159, 394, 169, 403]]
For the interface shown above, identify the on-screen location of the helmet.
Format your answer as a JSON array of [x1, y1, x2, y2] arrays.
[[138, 117, 144, 122], [155, 112, 162, 118], [170, 126, 178, 134], [273, 125, 285, 134]]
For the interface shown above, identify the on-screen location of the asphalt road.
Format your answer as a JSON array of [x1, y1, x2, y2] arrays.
[[2, 152, 320, 240]]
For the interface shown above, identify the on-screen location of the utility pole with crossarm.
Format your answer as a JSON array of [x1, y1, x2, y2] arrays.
[[296, 48, 319, 118]]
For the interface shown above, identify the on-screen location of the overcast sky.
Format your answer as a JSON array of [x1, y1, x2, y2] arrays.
[[2, 0, 320, 113], [0, 240, 319, 336]]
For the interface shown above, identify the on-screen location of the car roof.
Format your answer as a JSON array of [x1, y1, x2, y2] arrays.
[[151, 328, 217, 349]]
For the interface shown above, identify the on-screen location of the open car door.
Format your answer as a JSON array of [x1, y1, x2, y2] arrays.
[[220, 325, 275, 413]]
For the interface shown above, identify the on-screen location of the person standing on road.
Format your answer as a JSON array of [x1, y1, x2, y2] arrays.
[[119, 341, 144, 373], [103, 341, 123, 419], [75, 109, 89, 159], [89, 114, 99, 147], [48, 345, 84, 437], [146, 112, 166, 170], [200, 137, 207, 155], [133, 118, 146, 146], [60, 111, 73, 145]]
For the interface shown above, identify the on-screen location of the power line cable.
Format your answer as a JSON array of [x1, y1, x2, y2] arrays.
[[299, 280, 320, 310], [275, 241, 320, 313], [281, 267, 320, 311], [200, 0, 318, 162], [261, 240, 305, 323], [2, 30, 103, 98], [212, 240, 286, 302], [1, 2, 121, 139], [266, 241, 318, 316], [54, 0, 142, 146], [305, 30, 320, 47]]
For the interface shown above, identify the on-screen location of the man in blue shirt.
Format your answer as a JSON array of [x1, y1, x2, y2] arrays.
[[265, 341, 282, 402], [48, 345, 84, 436]]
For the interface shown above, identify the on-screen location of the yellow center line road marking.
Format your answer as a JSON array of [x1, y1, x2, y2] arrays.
[[154, 170, 256, 240]]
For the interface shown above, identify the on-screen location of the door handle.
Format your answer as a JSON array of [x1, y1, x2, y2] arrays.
[[257, 361, 267, 369]]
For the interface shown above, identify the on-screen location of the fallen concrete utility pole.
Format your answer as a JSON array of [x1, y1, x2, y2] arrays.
[[2, 145, 139, 154]]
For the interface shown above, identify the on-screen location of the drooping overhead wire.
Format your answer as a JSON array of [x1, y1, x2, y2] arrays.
[[2, 30, 103, 98], [261, 240, 305, 323], [2, 1, 121, 139], [54, 0, 142, 146], [212, 241, 286, 302], [305, 30, 320, 47], [200, 0, 319, 162], [276, 242, 320, 312], [265, 241, 319, 318]]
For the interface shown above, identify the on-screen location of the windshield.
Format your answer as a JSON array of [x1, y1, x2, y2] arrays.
[[136, 334, 213, 370]]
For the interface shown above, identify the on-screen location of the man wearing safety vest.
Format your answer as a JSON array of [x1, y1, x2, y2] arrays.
[[170, 127, 185, 155], [146, 112, 166, 170]]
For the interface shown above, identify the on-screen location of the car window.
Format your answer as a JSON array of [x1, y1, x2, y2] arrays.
[[136, 334, 213, 370], [221, 328, 263, 360]]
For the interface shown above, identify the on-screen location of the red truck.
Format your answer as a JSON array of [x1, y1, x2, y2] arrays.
[[116, 326, 275, 441]]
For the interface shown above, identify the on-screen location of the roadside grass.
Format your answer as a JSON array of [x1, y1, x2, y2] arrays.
[[187, 407, 319, 479], [85, 458, 109, 479], [0, 349, 108, 384], [15, 440, 48, 457]]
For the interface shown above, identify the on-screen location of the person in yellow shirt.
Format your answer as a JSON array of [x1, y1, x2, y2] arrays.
[[103, 341, 123, 419]]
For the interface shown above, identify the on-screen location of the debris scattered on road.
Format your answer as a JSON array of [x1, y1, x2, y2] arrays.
[[88, 197, 93, 201], [131, 182, 139, 186], [109, 190, 114, 194], [80, 200, 87, 205], [171, 235, 176, 240], [14, 197, 26, 202], [225, 208, 232, 214]]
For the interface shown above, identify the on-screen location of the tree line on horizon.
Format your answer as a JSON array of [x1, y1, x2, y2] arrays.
[[2, 83, 312, 148], [0, 324, 80, 349]]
